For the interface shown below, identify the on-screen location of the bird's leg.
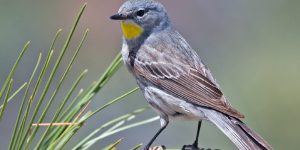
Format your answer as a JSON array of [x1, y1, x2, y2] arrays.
[[182, 121, 202, 150], [144, 117, 169, 150], [193, 121, 202, 147]]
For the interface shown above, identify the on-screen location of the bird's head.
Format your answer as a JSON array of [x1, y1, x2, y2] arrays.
[[110, 0, 170, 40]]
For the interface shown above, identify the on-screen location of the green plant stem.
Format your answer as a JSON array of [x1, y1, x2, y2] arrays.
[[47, 113, 90, 150], [50, 29, 63, 51], [43, 52, 123, 146], [88, 87, 139, 120], [0, 41, 29, 101], [35, 69, 88, 149], [73, 107, 148, 150], [130, 144, 143, 150], [57, 88, 84, 121], [15, 28, 62, 150], [51, 87, 138, 150], [0, 82, 27, 111], [9, 53, 42, 150], [16, 50, 54, 149], [104, 138, 123, 150], [0, 79, 13, 120], [41, 88, 85, 146], [35, 29, 89, 149], [81, 116, 159, 150], [66, 52, 122, 121], [0, 1, 159, 149], [24, 4, 87, 149], [93, 53, 122, 93], [55, 126, 82, 149]]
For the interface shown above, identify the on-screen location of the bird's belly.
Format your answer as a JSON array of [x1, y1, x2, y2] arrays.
[[144, 86, 207, 120]]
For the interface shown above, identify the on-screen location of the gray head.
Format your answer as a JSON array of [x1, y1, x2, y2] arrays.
[[110, 0, 170, 40]]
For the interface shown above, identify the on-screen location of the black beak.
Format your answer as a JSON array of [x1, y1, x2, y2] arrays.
[[110, 13, 127, 20]]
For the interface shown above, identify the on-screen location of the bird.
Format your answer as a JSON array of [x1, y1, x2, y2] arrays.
[[110, 0, 272, 150]]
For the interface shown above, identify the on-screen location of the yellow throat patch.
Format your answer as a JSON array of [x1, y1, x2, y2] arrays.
[[121, 21, 144, 40]]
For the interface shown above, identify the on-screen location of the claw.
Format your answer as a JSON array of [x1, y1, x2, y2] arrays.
[[182, 145, 220, 150], [145, 145, 166, 150], [182, 144, 201, 150]]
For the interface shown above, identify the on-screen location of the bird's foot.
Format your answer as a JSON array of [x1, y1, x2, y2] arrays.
[[182, 144, 201, 150], [143, 145, 166, 150], [182, 145, 220, 150]]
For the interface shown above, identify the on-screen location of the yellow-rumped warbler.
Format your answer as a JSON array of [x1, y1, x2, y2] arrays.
[[110, 0, 272, 150]]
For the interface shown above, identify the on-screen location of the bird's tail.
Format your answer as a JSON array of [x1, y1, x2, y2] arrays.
[[203, 109, 272, 150]]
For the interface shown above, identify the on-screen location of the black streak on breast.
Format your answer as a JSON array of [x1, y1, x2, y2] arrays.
[[129, 46, 139, 67], [127, 30, 151, 68]]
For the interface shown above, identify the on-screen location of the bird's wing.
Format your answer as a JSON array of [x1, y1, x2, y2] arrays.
[[133, 55, 244, 119]]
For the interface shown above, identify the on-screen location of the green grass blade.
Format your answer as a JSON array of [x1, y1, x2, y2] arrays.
[[57, 88, 84, 121], [8, 53, 42, 150], [0, 79, 13, 120], [47, 112, 90, 150], [87, 87, 139, 120], [35, 69, 88, 149], [35, 29, 89, 149], [56, 53, 122, 125], [103, 138, 123, 150], [15, 28, 62, 149], [43, 54, 126, 146], [38, 29, 89, 148], [24, 4, 87, 149], [41, 51, 125, 148], [41, 92, 94, 147], [0, 1, 160, 149], [16, 50, 54, 149], [0, 82, 27, 111], [58, 52, 122, 124], [47, 112, 91, 150], [92, 53, 122, 94], [48, 125, 82, 150], [50, 29, 63, 51], [41, 88, 85, 146], [47, 87, 138, 150], [57, 83, 94, 122], [105, 116, 159, 136], [130, 144, 143, 150], [73, 107, 148, 150], [0, 41, 29, 101], [80, 116, 159, 150]]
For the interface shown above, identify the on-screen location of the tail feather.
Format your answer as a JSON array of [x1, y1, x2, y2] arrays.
[[203, 109, 272, 150]]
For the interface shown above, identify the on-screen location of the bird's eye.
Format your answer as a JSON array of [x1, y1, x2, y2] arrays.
[[136, 10, 145, 17]]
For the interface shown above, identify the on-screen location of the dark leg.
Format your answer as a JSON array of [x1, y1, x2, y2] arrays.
[[182, 121, 202, 150], [144, 118, 169, 150], [193, 121, 202, 147]]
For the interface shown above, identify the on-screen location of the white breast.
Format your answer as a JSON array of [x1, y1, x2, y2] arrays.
[[144, 86, 207, 120], [121, 42, 129, 63]]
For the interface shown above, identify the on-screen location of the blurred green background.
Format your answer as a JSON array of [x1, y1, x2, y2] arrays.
[[0, 0, 299, 149]]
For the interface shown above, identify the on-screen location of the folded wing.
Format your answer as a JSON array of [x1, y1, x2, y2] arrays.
[[134, 60, 244, 118]]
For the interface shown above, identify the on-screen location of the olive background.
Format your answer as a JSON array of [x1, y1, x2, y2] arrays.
[[0, 0, 299, 149]]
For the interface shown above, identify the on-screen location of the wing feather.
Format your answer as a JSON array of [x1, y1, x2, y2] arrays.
[[129, 32, 244, 118], [134, 61, 244, 118]]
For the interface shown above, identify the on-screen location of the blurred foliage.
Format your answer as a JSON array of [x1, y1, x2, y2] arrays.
[[0, 3, 158, 150]]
